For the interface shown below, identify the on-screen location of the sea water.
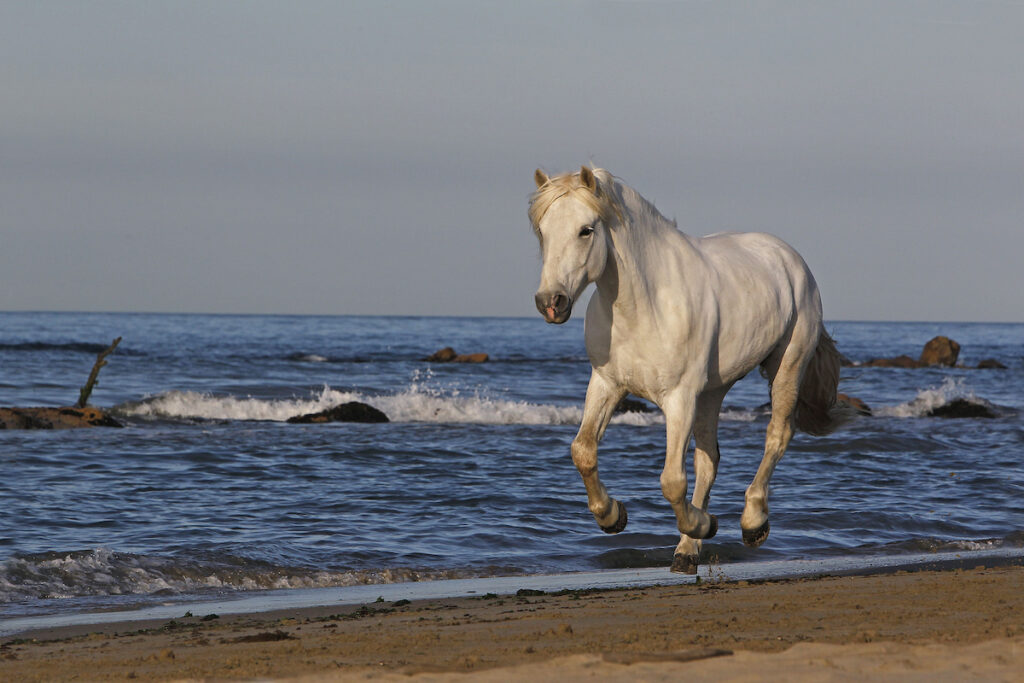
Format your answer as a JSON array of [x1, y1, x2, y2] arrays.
[[1, 313, 1021, 621]]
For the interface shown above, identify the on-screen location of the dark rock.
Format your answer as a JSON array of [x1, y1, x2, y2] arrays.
[[424, 347, 488, 363], [287, 402, 389, 424], [977, 359, 1007, 369], [0, 406, 123, 429], [454, 352, 489, 363], [863, 355, 923, 369], [860, 336, 971, 369], [425, 347, 457, 362], [836, 393, 872, 416], [614, 397, 656, 415], [926, 399, 997, 419], [919, 336, 961, 367]]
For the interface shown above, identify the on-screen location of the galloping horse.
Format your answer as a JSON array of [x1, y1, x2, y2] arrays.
[[530, 166, 848, 573]]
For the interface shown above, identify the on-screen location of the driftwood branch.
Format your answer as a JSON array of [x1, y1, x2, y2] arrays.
[[77, 337, 122, 408]]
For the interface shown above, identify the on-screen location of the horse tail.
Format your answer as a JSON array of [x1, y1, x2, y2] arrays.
[[794, 326, 853, 436]]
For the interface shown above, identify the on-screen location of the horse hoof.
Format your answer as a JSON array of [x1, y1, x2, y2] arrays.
[[671, 553, 699, 575], [742, 520, 770, 548], [599, 500, 628, 534], [705, 514, 718, 540]]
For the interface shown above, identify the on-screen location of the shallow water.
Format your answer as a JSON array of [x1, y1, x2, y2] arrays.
[[1, 313, 1021, 620]]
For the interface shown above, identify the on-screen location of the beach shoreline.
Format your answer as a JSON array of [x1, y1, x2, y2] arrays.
[[4, 561, 1023, 681], [6, 544, 1023, 638]]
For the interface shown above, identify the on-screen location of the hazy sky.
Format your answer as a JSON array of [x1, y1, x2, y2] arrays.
[[2, 1, 1022, 321]]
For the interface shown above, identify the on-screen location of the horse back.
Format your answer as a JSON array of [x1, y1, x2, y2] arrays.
[[696, 232, 823, 381]]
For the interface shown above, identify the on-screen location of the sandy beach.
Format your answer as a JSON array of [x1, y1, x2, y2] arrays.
[[4, 563, 1023, 681]]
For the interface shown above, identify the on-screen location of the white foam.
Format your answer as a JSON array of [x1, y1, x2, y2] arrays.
[[0, 548, 471, 604], [114, 380, 767, 427], [118, 386, 362, 422], [875, 377, 987, 418]]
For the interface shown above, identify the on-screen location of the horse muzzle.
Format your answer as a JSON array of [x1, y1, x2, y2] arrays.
[[535, 291, 572, 324]]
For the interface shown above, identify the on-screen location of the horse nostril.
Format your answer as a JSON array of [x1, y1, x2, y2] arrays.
[[552, 294, 567, 311]]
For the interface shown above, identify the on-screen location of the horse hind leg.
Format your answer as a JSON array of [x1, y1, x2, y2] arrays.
[[742, 341, 807, 547], [671, 388, 726, 574]]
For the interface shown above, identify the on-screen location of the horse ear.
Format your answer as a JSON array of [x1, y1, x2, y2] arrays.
[[534, 169, 549, 188], [580, 166, 597, 194]]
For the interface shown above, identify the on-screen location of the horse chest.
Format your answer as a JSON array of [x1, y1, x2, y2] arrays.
[[589, 332, 691, 401]]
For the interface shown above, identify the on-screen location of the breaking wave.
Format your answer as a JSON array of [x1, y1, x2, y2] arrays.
[[115, 385, 626, 426], [109, 377, 1010, 426], [0, 548, 477, 606], [113, 379, 772, 427], [876, 377, 1001, 418]]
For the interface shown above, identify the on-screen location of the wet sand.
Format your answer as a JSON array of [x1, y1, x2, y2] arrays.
[[3, 563, 1023, 681]]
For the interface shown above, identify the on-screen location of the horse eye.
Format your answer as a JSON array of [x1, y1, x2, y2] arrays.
[[578, 225, 595, 237]]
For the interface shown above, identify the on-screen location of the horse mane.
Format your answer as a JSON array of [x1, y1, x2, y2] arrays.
[[528, 168, 624, 237], [528, 168, 674, 238]]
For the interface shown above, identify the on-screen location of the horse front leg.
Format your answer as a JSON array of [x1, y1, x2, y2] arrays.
[[572, 372, 627, 533], [671, 387, 728, 574], [661, 391, 718, 564]]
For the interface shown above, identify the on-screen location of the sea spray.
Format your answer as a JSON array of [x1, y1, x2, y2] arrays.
[[113, 379, 676, 426], [875, 377, 996, 418]]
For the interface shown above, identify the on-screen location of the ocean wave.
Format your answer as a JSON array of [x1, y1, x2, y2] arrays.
[[113, 382, 768, 427], [875, 377, 1001, 418], [115, 387, 363, 422], [869, 534, 1018, 554], [0, 549, 476, 605]]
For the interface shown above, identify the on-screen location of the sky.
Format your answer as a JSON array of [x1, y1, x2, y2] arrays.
[[1, 1, 1022, 321]]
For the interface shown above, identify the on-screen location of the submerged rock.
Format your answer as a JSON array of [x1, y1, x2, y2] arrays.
[[977, 359, 1007, 370], [287, 402, 389, 424], [424, 347, 489, 363], [0, 406, 123, 429], [926, 399, 997, 419]]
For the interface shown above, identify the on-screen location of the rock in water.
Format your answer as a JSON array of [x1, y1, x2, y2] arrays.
[[919, 336, 961, 367], [425, 347, 457, 362], [863, 355, 922, 368], [926, 399, 997, 419], [424, 347, 489, 363], [287, 402, 389, 424], [0, 406, 123, 429], [454, 352, 489, 363], [977, 359, 1007, 369]]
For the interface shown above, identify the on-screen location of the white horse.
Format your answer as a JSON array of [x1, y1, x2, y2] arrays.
[[530, 166, 848, 574]]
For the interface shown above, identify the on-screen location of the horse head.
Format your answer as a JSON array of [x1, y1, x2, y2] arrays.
[[529, 166, 613, 324]]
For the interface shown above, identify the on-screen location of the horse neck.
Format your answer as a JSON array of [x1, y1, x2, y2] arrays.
[[595, 183, 694, 315]]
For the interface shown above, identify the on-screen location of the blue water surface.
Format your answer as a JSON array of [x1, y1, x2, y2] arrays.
[[1, 313, 1021, 619]]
